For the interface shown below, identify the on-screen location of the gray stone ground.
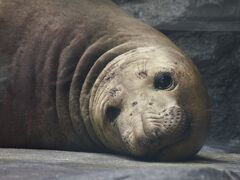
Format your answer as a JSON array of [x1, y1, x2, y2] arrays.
[[0, 148, 239, 180]]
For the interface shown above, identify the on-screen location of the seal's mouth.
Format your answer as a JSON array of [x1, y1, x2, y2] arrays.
[[142, 106, 190, 141], [122, 106, 191, 156]]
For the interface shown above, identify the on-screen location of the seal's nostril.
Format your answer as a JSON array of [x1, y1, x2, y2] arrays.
[[106, 106, 121, 123], [132, 101, 138, 107]]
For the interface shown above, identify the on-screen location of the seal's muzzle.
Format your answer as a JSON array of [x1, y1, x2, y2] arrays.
[[142, 106, 190, 143]]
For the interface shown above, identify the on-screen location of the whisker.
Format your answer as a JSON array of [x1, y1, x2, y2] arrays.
[[143, 59, 147, 73], [148, 119, 164, 124], [142, 113, 163, 119]]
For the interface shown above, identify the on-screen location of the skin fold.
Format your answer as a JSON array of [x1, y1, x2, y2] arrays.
[[0, 0, 209, 161]]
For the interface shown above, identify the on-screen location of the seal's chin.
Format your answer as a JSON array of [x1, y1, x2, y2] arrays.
[[123, 106, 191, 157]]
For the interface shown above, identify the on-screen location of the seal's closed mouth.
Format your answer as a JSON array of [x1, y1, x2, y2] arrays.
[[141, 106, 190, 141], [120, 106, 192, 157]]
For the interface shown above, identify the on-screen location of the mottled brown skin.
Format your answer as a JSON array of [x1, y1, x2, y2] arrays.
[[0, 0, 209, 161]]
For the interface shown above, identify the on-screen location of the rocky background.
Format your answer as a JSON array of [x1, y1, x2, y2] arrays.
[[113, 0, 240, 153]]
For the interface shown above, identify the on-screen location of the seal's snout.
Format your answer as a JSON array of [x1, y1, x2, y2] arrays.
[[142, 106, 190, 141]]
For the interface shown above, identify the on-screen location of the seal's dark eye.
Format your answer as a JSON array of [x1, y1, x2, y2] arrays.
[[106, 106, 121, 123], [154, 72, 173, 90]]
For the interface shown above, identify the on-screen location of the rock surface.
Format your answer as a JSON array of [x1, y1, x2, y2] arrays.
[[0, 148, 239, 180], [113, 0, 240, 31]]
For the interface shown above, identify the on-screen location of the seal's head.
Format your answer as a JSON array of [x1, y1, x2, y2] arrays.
[[84, 46, 209, 161]]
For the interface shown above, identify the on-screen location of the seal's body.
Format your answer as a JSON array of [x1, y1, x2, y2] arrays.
[[0, 0, 209, 161]]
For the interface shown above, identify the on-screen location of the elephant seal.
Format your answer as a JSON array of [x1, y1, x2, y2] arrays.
[[0, 0, 209, 161]]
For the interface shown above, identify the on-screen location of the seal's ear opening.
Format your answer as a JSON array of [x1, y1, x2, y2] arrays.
[[105, 106, 121, 123]]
